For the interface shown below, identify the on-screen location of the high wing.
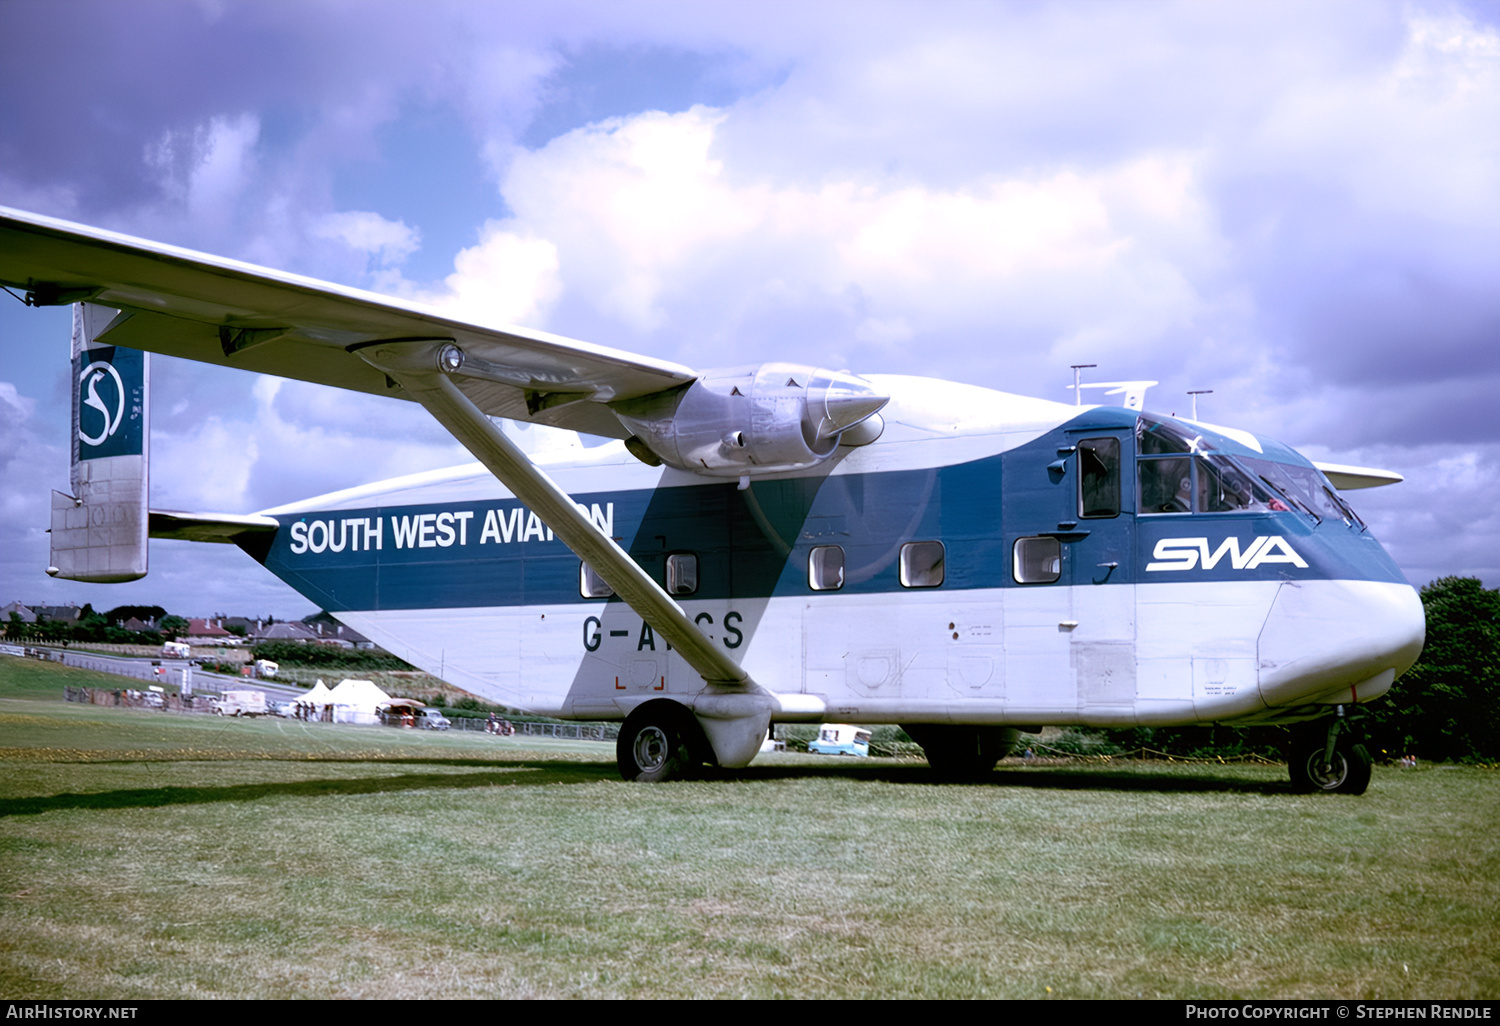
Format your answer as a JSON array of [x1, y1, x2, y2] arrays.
[[0, 206, 695, 438], [4, 206, 765, 719]]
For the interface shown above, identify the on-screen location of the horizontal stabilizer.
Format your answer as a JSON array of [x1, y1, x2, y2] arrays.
[[1312, 462, 1404, 490], [148, 510, 279, 544]]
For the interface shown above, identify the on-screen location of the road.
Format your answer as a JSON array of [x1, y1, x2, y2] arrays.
[[10, 645, 304, 699]]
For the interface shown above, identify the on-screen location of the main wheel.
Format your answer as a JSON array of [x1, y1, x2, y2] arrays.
[[617, 702, 704, 782], [1288, 727, 1372, 795], [906, 725, 1020, 781]]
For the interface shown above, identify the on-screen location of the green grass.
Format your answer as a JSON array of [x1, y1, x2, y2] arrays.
[[1, 656, 1497, 999]]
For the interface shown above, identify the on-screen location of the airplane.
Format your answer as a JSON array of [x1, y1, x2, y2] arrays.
[[0, 206, 1425, 793]]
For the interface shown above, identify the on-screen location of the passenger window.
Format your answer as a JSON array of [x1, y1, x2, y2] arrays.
[[665, 553, 698, 596], [1139, 456, 1192, 514], [808, 545, 845, 591], [900, 541, 945, 588], [1078, 437, 1121, 518], [1013, 536, 1062, 583], [580, 562, 614, 599]]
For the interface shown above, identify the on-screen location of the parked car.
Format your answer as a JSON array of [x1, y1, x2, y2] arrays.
[[807, 723, 872, 757], [379, 700, 450, 730], [415, 707, 450, 730]]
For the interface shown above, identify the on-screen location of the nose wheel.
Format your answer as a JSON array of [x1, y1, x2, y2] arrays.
[[1287, 715, 1372, 795]]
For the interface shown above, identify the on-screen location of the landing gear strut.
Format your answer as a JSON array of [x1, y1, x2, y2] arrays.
[[906, 725, 1020, 781], [1287, 708, 1372, 795], [616, 700, 710, 782]]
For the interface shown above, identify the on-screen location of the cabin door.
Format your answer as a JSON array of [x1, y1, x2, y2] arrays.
[[1066, 432, 1137, 722], [1003, 429, 1137, 722]]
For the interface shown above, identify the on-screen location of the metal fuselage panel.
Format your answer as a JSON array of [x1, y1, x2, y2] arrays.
[[243, 386, 1422, 727]]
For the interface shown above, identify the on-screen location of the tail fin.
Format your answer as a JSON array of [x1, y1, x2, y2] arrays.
[[47, 303, 149, 582]]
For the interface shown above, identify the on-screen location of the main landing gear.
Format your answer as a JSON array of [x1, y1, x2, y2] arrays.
[[905, 725, 1021, 781], [616, 700, 713, 782], [1286, 708, 1372, 795]]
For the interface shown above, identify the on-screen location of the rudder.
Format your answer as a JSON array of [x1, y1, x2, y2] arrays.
[[48, 302, 149, 582]]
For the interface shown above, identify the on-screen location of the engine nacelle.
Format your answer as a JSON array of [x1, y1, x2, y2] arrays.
[[613, 363, 888, 477]]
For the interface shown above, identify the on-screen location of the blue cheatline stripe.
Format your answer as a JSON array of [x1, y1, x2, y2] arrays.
[[249, 416, 1409, 613]]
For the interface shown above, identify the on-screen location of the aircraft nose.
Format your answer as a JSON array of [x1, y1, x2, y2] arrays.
[[1257, 580, 1425, 708]]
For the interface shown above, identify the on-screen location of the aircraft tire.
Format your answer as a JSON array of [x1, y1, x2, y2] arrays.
[[617, 701, 703, 783], [907, 725, 1019, 781], [1288, 729, 1372, 795]]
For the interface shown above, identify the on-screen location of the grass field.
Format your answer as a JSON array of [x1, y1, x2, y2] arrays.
[[1, 655, 1496, 999]]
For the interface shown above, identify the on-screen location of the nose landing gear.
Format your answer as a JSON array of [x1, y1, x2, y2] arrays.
[[1287, 707, 1372, 795]]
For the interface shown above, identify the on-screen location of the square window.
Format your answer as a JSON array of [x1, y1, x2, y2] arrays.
[[580, 562, 614, 599], [665, 553, 698, 596], [1013, 536, 1061, 583], [900, 541, 945, 588], [809, 545, 845, 591]]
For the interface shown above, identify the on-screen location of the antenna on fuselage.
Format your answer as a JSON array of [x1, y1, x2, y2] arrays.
[[1187, 390, 1213, 420], [1069, 364, 1097, 406]]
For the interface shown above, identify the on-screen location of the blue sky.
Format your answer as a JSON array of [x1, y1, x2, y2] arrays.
[[2, 0, 1498, 618]]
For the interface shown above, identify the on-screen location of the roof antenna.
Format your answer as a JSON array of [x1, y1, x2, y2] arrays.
[[1187, 390, 1213, 421], [1069, 364, 1096, 406]]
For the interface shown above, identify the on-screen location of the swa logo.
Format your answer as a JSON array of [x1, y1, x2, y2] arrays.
[[75, 347, 145, 459], [1146, 536, 1308, 572], [78, 361, 126, 445]]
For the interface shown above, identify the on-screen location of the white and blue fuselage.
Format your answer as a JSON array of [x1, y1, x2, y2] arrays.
[[252, 375, 1424, 732]]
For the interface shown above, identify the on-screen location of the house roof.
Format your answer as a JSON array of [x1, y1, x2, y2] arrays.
[[253, 622, 321, 642]]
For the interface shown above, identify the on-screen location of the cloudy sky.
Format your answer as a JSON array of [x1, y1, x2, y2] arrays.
[[2, 0, 1497, 619]]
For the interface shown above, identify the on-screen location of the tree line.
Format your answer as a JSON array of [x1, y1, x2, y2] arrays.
[[3, 605, 190, 645], [1097, 577, 1499, 763]]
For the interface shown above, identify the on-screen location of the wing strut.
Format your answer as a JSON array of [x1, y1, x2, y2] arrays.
[[356, 339, 753, 690]]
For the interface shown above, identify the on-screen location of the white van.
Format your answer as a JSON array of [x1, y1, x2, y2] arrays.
[[214, 690, 268, 717]]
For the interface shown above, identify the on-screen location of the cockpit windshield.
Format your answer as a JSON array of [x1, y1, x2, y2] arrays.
[[1134, 415, 1365, 527], [1136, 416, 1199, 455], [1238, 457, 1365, 528]]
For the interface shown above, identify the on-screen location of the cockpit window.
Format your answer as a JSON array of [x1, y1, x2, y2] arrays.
[[1140, 452, 1294, 515], [1197, 455, 1286, 513], [1078, 437, 1121, 518], [1136, 416, 1199, 455], [1139, 456, 1192, 513], [1238, 457, 1364, 528]]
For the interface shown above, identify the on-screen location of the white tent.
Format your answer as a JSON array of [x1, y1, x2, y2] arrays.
[[302, 679, 334, 705], [289, 679, 335, 720], [326, 678, 391, 725]]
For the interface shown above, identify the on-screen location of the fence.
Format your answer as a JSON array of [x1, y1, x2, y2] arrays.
[[63, 686, 218, 713], [443, 716, 618, 742]]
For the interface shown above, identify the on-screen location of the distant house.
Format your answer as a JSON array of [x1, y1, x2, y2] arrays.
[[30, 605, 81, 624], [302, 610, 374, 649], [221, 616, 263, 636], [2, 602, 37, 624], [252, 621, 321, 643], [185, 618, 237, 645], [120, 617, 153, 633]]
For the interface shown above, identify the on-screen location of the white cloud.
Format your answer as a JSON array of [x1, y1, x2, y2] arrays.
[[472, 106, 1221, 379], [313, 210, 421, 266], [418, 223, 562, 330], [145, 114, 261, 228]]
